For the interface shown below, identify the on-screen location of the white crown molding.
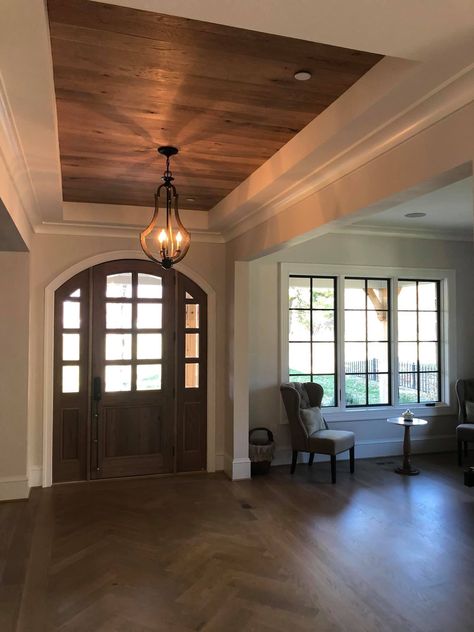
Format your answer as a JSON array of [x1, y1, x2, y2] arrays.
[[330, 224, 473, 243], [220, 62, 474, 243], [34, 221, 225, 243], [0, 74, 38, 242]]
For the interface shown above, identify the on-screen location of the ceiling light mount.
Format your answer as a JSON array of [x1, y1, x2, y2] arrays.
[[294, 70, 312, 81], [140, 146, 191, 270]]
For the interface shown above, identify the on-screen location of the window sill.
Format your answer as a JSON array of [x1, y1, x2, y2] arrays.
[[323, 403, 455, 423]]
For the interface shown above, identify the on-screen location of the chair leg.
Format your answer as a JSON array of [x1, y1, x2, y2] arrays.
[[458, 440, 463, 466], [291, 450, 298, 474], [308, 452, 314, 467], [330, 455, 336, 484], [464, 441, 468, 457], [349, 446, 355, 474]]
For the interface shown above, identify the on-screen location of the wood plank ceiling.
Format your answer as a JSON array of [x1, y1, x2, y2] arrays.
[[48, 0, 383, 211]]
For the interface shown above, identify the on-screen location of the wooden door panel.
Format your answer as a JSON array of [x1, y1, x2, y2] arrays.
[[176, 275, 207, 472], [53, 270, 90, 483], [92, 260, 173, 479]]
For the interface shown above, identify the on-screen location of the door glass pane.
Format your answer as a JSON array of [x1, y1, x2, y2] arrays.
[[137, 364, 162, 390], [62, 365, 79, 393], [69, 288, 80, 297], [367, 311, 388, 341], [137, 273, 162, 298], [185, 363, 199, 388], [105, 365, 131, 392], [418, 312, 438, 341], [418, 282, 437, 310], [63, 301, 80, 328], [344, 279, 366, 309], [137, 333, 162, 359], [106, 334, 132, 360], [312, 311, 334, 341], [62, 333, 80, 361], [106, 273, 132, 298], [185, 291, 194, 299], [289, 310, 310, 341], [312, 278, 334, 309], [345, 374, 367, 406], [398, 374, 418, 403], [137, 303, 162, 329], [398, 281, 417, 310], [345, 342, 366, 373], [345, 311, 366, 341], [289, 343, 311, 375], [398, 312, 417, 341], [289, 277, 310, 308], [367, 280, 388, 310], [106, 303, 132, 329], [185, 333, 199, 358], [312, 343, 335, 374], [368, 374, 389, 405], [185, 304, 199, 329]]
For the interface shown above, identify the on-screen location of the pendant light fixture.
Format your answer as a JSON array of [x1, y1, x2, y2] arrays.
[[140, 146, 191, 269]]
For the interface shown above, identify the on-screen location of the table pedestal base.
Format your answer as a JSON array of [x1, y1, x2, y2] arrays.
[[395, 466, 420, 476]]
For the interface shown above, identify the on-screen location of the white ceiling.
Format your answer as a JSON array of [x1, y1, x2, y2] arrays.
[[93, 0, 474, 59], [350, 177, 473, 239]]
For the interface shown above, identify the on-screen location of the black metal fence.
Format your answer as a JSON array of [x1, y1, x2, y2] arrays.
[[345, 359, 437, 396]]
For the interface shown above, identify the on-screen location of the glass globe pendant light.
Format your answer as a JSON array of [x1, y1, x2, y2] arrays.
[[140, 146, 191, 269]]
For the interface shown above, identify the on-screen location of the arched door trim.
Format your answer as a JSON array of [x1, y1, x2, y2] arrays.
[[42, 250, 217, 487]]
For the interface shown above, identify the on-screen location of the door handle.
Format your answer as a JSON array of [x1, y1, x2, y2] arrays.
[[93, 376, 102, 402]]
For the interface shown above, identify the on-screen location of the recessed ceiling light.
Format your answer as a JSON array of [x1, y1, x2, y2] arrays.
[[294, 70, 312, 81], [404, 212, 427, 218]]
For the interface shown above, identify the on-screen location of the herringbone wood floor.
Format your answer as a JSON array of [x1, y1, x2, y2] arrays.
[[2, 453, 474, 631]]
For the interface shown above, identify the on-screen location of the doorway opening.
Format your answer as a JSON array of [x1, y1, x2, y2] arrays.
[[53, 259, 207, 482]]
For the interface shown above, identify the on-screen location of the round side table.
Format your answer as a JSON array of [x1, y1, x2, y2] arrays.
[[387, 417, 428, 475]]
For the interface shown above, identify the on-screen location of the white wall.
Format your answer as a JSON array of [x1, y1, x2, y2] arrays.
[[27, 232, 227, 484], [249, 233, 474, 464], [0, 252, 30, 499]]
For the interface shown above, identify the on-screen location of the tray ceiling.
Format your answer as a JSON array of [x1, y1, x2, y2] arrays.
[[48, 0, 383, 211]]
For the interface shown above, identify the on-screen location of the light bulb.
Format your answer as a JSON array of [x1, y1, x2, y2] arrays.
[[176, 231, 182, 246], [158, 229, 167, 244]]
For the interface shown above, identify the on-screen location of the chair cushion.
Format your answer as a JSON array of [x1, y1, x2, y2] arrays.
[[457, 424, 474, 440], [300, 407, 326, 435], [308, 430, 355, 455], [293, 383, 311, 409], [466, 401, 474, 422]]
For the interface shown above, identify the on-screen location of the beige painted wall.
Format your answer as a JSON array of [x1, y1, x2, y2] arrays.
[[27, 233, 226, 479], [0, 252, 30, 499], [249, 233, 474, 464]]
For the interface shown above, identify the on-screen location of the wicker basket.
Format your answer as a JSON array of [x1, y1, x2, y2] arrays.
[[249, 427, 275, 475]]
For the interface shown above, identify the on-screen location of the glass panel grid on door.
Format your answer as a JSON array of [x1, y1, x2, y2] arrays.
[[288, 276, 337, 407], [61, 289, 82, 393], [397, 279, 441, 403], [104, 272, 163, 392], [184, 299, 200, 388], [344, 278, 391, 407]]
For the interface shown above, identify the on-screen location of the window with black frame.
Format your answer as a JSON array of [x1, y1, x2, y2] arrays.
[[397, 280, 440, 403], [344, 278, 391, 407], [288, 276, 337, 407]]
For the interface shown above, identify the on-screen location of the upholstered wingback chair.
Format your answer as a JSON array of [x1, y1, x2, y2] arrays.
[[455, 378, 474, 466], [280, 382, 355, 483]]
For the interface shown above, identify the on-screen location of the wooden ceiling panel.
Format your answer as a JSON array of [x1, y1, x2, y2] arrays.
[[48, 0, 383, 211]]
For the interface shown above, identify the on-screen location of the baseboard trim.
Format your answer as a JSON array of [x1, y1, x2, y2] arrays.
[[273, 434, 457, 466], [0, 476, 29, 501], [28, 466, 43, 488], [224, 453, 251, 480], [214, 453, 225, 471]]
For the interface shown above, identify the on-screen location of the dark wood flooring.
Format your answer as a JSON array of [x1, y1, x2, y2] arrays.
[[1, 453, 473, 631]]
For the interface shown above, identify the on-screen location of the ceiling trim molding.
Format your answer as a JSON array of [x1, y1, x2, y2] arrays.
[[330, 224, 472, 243], [34, 221, 225, 244], [220, 62, 474, 243]]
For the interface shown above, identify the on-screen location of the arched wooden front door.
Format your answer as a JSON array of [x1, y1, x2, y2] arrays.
[[53, 260, 207, 482]]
